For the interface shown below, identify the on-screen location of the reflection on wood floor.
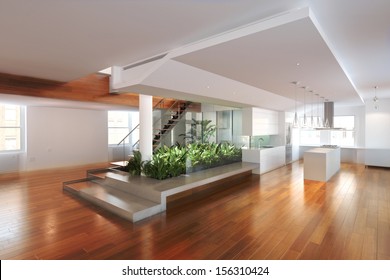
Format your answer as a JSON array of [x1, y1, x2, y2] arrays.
[[0, 161, 389, 260]]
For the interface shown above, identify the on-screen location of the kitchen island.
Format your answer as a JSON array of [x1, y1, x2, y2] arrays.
[[304, 147, 340, 181]]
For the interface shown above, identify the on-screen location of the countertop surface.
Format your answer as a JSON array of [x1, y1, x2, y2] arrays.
[[305, 147, 340, 154], [242, 145, 284, 151]]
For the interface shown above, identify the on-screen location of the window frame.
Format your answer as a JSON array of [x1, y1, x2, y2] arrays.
[[331, 115, 356, 147], [107, 110, 139, 146], [298, 115, 356, 148], [0, 104, 25, 153]]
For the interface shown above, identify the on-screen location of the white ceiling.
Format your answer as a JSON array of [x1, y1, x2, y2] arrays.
[[1, 0, 389, 109], [171, 10, 360, 107]]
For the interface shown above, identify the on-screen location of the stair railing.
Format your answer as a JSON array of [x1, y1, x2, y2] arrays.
[[117, 98, 166, 162], [151, 100, 191, 150], [151, 100, 181, 131]]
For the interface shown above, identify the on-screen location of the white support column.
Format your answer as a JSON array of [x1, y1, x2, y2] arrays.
[[109, 66, 122, 93], [139, 94, 153, 161]]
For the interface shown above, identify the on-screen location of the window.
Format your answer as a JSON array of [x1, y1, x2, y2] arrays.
[[299, 115, 356, 147], [299, 116, 320, 146], [331, 116, 355, 147], [107, 111, 139, 145], [300, 129, 320, 146], [0, 104, 24, 152]]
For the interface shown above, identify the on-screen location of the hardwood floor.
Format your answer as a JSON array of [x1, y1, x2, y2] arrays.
[[0, 161, 389, 260]]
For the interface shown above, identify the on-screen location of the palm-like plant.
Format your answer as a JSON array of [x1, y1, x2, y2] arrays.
[[181, 119, 216, 143], [127, 150, 142, 176]]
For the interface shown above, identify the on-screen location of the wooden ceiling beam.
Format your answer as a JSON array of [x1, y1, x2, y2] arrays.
[[0, 72, 182, 109]]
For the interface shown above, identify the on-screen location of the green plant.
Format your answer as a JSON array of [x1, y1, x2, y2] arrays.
[[126, 150, 142, 176], [167, 145, 187, 176], [181, 119, 216, 143], [184, 142, 241, 172], [186, 143, 203, 168], [142, 154, 170, 180], [142, 142, 241, 180], [143, 145, 187, 180], [219, 142, 242, 161]]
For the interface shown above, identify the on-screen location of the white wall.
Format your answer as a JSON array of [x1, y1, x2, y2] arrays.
[[25, 106, 108, 171], [365, 98, 390, 149], [364, 98, 390, 167]]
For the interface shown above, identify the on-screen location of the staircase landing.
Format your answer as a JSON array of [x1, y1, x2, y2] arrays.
[[63, 162, 259, 223]]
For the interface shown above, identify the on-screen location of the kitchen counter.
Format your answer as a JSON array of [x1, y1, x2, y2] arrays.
[[242, 146, 286, 174], [303, 147, 340, 181]]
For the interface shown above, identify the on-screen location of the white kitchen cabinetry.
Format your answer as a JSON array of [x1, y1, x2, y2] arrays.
[[260, 146, 286, 174], [242, 146, 286, 175], [365, 149, 390, 167], [242, 107, 279, 136]]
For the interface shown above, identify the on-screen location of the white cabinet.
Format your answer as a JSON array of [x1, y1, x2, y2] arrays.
[[365, 149, 390, 167], [242, 107, 279, 136], [260, 146, 286, 174], [242, 149, 261, 164], [242, 146, 286, 175]]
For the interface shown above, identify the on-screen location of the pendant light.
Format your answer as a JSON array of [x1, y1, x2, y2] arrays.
[[320, 97, 327, 127], [310, 90, 315, 128], [292, 81, 300, 128], [301, 86, 308, 127], [316, 93, 322, 127], [373, 86, 379, 110]]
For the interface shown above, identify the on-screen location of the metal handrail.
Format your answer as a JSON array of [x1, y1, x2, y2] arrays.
[[116, 98, 165, 146], [152, 99, 181, 129], [132, 139, 139, 148], [152, 101, 191, 148], [117, 124, 139, 146], [116, 98, 190, 160]]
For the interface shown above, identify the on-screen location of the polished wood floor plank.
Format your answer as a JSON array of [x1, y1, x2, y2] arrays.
[[0, 162, 389, 259]]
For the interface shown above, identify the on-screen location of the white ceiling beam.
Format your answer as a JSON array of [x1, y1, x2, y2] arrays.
[[168, 7, 310, 59]]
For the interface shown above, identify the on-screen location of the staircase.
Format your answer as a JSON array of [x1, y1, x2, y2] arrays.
[[117, 99, 193, 161], [152, 100, 192, 150]]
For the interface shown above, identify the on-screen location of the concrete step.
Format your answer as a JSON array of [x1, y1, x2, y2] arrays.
[[101, 171, 162, 204], [64, 179, 162, 222], [63, 162, 260, 223], [110, 161, 128, 167], [63, 179, 97, 194]]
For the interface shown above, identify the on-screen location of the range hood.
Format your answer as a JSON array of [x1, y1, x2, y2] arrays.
[[324, 101, 334, 128], [315, 101, 345, 130]]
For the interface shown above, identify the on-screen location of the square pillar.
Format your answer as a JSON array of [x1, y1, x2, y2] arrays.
[[139, 95, 153, 161]]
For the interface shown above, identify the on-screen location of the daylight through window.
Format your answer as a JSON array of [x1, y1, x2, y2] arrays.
[[108, 111, 139, 145], [0, 104, 24, 152]]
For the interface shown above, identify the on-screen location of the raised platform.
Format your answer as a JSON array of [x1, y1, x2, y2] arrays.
[[63, 162, 259, 222]]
